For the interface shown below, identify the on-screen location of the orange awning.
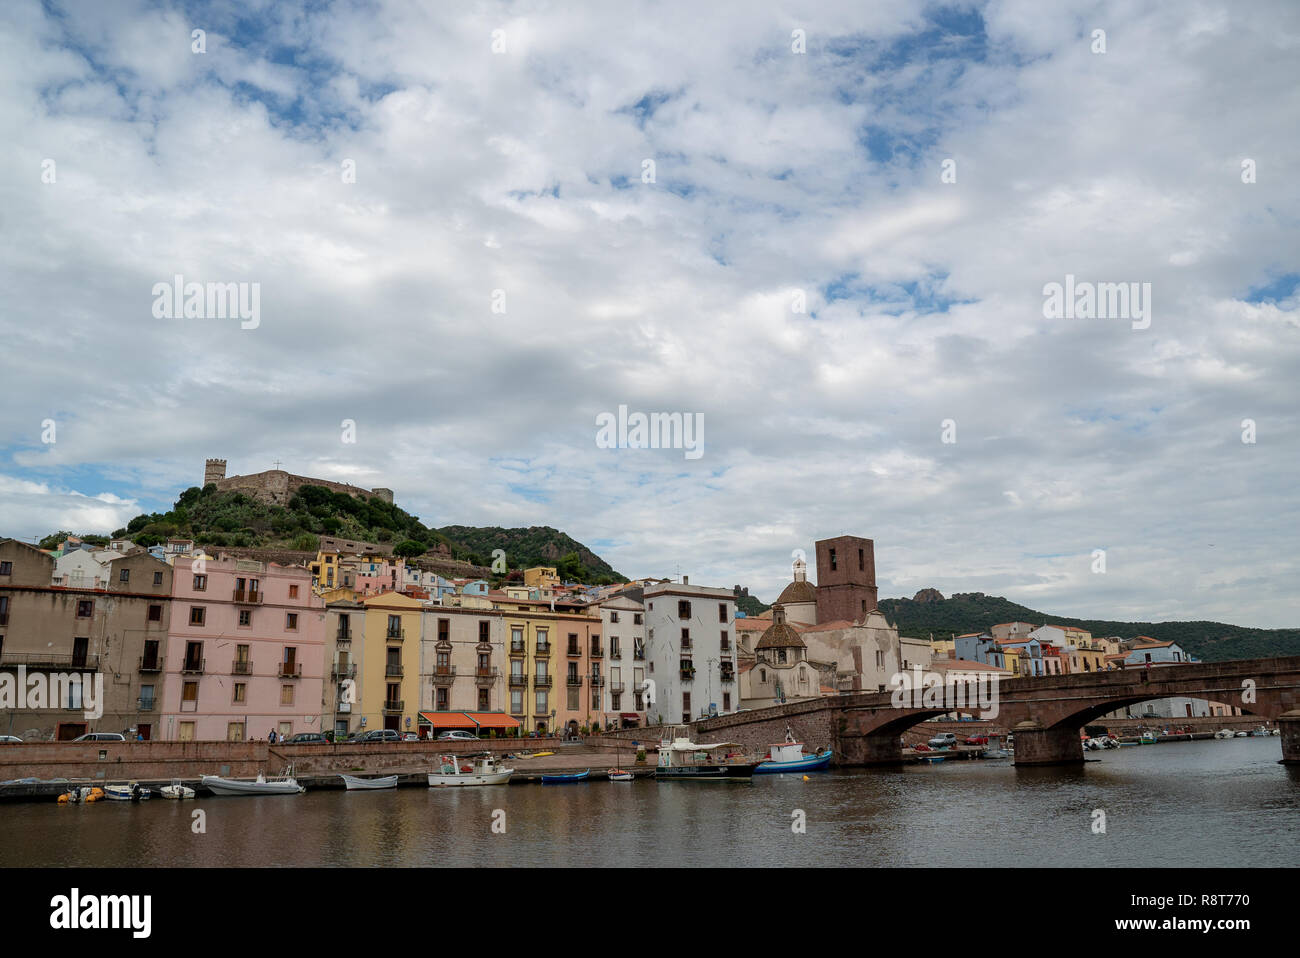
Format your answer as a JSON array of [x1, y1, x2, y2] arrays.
[[419, 711, 476, 728], [462, 712, 521, 730]]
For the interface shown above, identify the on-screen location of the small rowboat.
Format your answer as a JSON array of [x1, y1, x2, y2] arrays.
[[340, 774, 398, 790], [542, 769, 590, 784], [607, 768, 634, 781]]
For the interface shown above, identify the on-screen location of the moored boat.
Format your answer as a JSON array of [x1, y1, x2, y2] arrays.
[[427, 753, 513, 787], [103, 782, 151, 801], [340, 773, 399, 790], [754, 726, 833, 774], [159, 781, 195, 799], [654, 726, 757, 781], [202, 771, 305, 796], [57, 786, 104, 804], [607, 769, 634, 781], [542, 769, 590, 783]]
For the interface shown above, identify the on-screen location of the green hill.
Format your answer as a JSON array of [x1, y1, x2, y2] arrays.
[[84, 486, 625, 584], [877, 590, 1300, 663]]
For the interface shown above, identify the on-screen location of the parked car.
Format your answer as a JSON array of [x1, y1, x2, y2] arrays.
[[0, 735, 24, 743], [401, 732, 420, 742], [436, 730, 479, 741], [71, 732, 127, 742], [964, 734, 989, 745], [927, 732, 957, 748], [283, 732, 328, 745], [350, 729, 401, 744]]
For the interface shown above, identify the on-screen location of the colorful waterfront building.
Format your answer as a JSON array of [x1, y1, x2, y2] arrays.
[[160, 556, 324, 741], [359, 591, 423, 734]]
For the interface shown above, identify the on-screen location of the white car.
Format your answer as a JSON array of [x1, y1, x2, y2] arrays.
[[927, 732, 957, 748], [0, 735, 24, 744], [72, 732, 127, 742], [437, 730, 479, 742]]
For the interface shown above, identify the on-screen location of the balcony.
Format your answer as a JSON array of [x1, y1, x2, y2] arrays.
[[567, 645, 581, 657], [475, 667, 499, 686], [510, 641, 526, 655], [590, 675, 605, 687], [382, 699, 404, 714], [384, 664, 404, 678], [279, 663, 302, 679], [181, 658, 205, 675], [609, 648, 621, 661], [0, 652, 101, 671], [431, 668, 456, 685], [720, 672, 735, 684], [137, 697, 156, 711], [231, 660, 252, 675], [232, 589, 263, 604], [335, 631, 352, 645], [609, 681, 624, 693], [533, 675, 553, 688], [679, 668, 695, 681], [681, 639, 692, 651], [508, 674, 528, 688], [566, 674, 583, 687], [720, 641, 731, 652], [331, 663, 356, 680], [386, 629, 405, 642], [535, 642, 550, 655], [590, 645, 603, 658], [138, 655, 164, 673]]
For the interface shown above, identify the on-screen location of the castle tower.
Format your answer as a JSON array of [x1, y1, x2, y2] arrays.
[[204, 458, 227, 485], [814, 535, 877, 623], [371, 487, 394, 505]]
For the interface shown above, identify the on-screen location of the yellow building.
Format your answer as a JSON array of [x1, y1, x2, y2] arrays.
[[310, 549, 342, 591], [360, 592, 423, 734], [524, 566, 560, 590]]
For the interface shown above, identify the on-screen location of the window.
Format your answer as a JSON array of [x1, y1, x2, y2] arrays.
[[682, 692, 691, 722], [286, 612, 298, 631], [77, 600, 93, 618], [511, 690, 523, 714], [233, 683, 246, 703], [238, 610, 251, 627], [139, 684, 155, 709], [720, 630, 729, 650], [633, 613, 642, 625], [535, 690, 548, 714], [568, 687, 579, 710], [119, 568, 130, 583], [227, 722, 245, 742], [148, 604, 162, 622], [681, 628, 690, 648], [189, 606, 205, 626], [829, 548, 837, 570], [591, 690, 601, 710], [723, 692, 731, 710], [610, 611, 620, 623], [479, 621, 490, 643], [436, 688, 449, 710], [179, 722, 195, 742], [478, 688, 489, 710], [612, 693, 621, 710], [438, 618, 450, 642], [193, 574, 207, 591], [677, 600, 691, 619], [182, 681, 198, 702], [288, 584, 299, 599], [153, 571, 163, 585], [280, 685, 294, 706], [0, 562, 11, 575], [718, 603, 727, 622], [387, 614, 402, 637]]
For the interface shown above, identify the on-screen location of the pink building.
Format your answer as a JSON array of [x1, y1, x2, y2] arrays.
[[161, 557, 325, 741]]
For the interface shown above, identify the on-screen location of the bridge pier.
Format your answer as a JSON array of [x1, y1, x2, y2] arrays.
[[1012, 721, 1084, 766], [837, 732, 903, 766], [1280, 710, 1300, 765]]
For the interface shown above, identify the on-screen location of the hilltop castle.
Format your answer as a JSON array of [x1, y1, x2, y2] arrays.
[[203, 458, 394, 508]]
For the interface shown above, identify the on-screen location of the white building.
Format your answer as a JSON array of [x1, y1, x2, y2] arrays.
[[642, 579, 737, 724], [597, 594, 648, 727]]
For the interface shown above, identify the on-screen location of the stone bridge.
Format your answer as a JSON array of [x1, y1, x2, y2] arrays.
[[684, 656, 1300, 766]]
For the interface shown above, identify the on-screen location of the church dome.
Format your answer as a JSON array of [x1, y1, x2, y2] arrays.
[[756, 604, 806, 650], [776, 579, 817, 605]]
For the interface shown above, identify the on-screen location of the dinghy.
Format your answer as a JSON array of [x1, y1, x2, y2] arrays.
[[340, 773, 398, 790], [202, 771, 305, 796], [542, 769, 590, 783]]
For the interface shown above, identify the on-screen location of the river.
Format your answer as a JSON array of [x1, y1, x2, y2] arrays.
[[2, 737, 1296, 867]]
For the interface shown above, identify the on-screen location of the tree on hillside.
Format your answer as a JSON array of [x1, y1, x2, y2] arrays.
[[393, 540, 427, 559]]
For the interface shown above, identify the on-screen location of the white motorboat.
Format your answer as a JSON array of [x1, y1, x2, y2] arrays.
[[340, 773, 398, 790], [1250, 726, 1271, 737], [159, 781, 195, 799], [427, 753, 513, 787], [1235, 731, 1248, 737], [202, 771, 305, 796], [1214, 728, 1236, 740], [103, 783, 150, 801], [654, 726, 758, 780]]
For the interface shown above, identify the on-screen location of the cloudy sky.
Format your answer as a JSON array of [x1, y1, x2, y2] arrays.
[[1, 0, 1296, 627]]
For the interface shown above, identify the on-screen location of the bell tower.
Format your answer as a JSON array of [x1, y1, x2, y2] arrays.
[[814, 535, 877, 623]]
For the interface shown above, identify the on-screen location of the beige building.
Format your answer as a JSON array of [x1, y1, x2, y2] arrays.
[[324, 598, 364, 736], [799, 610, 933, 694], [739, 606, 822, 708], [0, 539, 174, 740], [421, 606, 507, 719]]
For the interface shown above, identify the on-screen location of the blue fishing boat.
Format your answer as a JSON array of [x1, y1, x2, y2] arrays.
[[541, 769, 590, 784], [754, 727, 833, 774]]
